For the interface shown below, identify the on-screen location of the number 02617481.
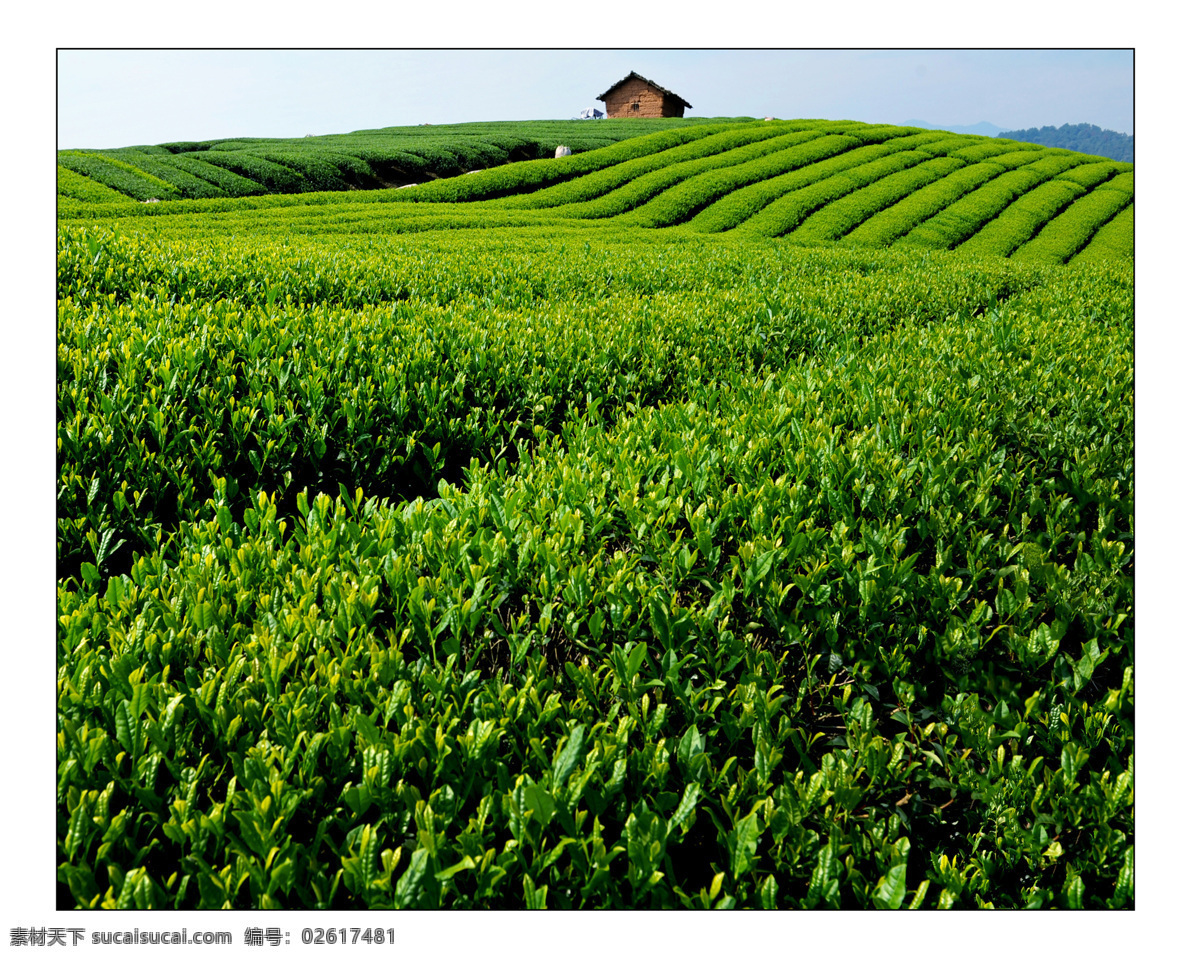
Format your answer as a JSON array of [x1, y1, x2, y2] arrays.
[[301, 929, 395, 945]]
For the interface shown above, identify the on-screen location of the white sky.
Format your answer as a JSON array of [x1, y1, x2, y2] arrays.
[[58, 49, 1133, 150], [4, 1, 1196, 954]]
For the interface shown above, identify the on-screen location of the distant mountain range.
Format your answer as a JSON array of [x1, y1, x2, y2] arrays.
[[994, 123, 1133, 163], [902, 119, 1133, 162]]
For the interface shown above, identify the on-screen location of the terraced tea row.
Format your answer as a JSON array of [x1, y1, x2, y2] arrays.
[[57, 118, 746, 201]]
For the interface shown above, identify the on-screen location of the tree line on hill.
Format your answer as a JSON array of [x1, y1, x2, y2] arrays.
[[998, 123, 1132, 163]]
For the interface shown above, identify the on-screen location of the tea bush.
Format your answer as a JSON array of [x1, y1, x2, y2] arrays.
[[58, 119, 1135, 265], [56, 211, 1133, 909], [955, 181, 1086, 259]]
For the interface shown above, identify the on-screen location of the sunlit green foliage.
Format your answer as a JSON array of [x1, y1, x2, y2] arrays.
[[58, 152, 182, 202], [532, 126, 846, 222], [618, 133, 856, 228], [61, 118, 751, 202], [895, 154, 1085, 251], [158, 153, 266, 197], [948, 140, 1042, 163], [1055, 162, 1132, 190], [1011, 178, 1133, 265], [735, 149, 939, 238], [58, 166, 135, 204], [840, 163, 1005, 248], [195, 151, 306, 193], [686, 137, 942, 235], [955, 181, 1086, 259], [57, 119, 1134, 265], [57, 201, 1132, 909], [1071, 205, 1133, 264], [491, 126, 835, 215], [788, 156, 965, 243], [104, 152, 226, 199]]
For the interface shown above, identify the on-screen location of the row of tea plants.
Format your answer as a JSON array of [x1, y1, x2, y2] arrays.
[[56, 217, 1133, 908]]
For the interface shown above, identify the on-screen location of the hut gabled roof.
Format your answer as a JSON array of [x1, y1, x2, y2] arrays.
[[596, 72, 693, 109]]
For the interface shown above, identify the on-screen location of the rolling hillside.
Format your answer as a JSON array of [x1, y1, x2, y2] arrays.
[[55, 116, 1133, 909], [58, 118, 1133, 265], [56, 118, 743, 200]]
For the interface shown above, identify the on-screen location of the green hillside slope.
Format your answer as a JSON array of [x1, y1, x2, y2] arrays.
[[55, 223, 1133, 910], [57, 118, 1132, 264], [56, 115, 1133, 910], [57, 118, 749, 199]]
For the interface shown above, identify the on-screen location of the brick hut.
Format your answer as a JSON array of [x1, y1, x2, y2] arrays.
[[597, 72, 692, 119]]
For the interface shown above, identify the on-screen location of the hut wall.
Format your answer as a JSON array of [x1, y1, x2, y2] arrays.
[[604, 77, 669, 118]]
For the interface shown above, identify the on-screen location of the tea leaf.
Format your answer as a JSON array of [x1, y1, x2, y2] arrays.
[[553, 725, 586, 789], [729, 812, 761, 879], [873, 862, 907, 909], [524, 780, 556, 828], [394, 849, 429, 909]]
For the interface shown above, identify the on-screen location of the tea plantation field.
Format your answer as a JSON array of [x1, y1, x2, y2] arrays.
[[56, 119, 1133, 909], [58, 118, 1132, 264], [57, 117, 737, 201]]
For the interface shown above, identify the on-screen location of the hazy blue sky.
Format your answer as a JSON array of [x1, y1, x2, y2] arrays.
[[57, 49, 1132, 149]]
